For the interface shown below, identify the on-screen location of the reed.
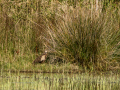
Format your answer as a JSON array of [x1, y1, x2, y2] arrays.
[[45, 0, 120, 71], [0, 72, 120, 90], [0, 0, 119, 72]]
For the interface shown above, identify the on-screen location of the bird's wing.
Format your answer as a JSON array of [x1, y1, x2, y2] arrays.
[[41, 55, 46, 61]]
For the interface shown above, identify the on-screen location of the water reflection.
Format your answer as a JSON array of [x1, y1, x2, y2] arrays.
[[0, 72, 120, 90]]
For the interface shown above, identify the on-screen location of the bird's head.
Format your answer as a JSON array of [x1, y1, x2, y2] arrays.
[[45, 50, 48, 54]]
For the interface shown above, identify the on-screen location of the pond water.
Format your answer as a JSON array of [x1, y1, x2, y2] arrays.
[[0, 72, 120, 90]]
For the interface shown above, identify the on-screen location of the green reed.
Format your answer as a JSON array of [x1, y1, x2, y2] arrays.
[[0, 72, 120, 90]]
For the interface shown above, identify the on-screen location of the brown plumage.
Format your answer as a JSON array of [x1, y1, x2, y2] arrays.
[[33, 50, 48, 64]]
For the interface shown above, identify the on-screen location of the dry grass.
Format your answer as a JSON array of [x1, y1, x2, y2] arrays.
[[0, 0, 120, 72]]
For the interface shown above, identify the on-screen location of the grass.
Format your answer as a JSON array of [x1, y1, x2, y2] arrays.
[[0, 72, 120, 90], [0, 0, 120, 73], [44, 0, 120, 71]]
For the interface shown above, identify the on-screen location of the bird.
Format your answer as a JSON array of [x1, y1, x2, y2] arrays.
[[33, 50, 48, 64]]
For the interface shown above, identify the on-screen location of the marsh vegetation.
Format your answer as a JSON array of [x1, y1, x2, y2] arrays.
[[0, 0, 120, 89], [0, 72, 120, 90], [0, 0, 120, 72]]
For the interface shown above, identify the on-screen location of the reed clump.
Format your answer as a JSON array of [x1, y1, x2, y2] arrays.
[[44, 0, 120, 71]]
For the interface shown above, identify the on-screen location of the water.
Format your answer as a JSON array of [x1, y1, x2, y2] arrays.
[[0, 72, 120, 90]]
